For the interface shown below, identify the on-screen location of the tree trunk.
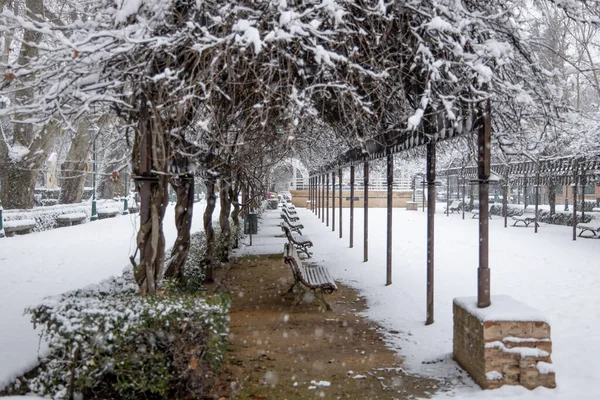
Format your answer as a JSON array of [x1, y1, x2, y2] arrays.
[[59, 119, 92, 204], [230, 180, 241, 249], [0, 122, 58, 209], [164, 174, 194, 280], [0, 0, 56, 210], [219, 179, 232, 262], [203, 177, 217, 282], [132, 94, 169, 296], [548, 179, 556, 216]]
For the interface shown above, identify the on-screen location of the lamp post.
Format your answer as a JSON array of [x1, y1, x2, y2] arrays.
[[91, 135, 98, 221]]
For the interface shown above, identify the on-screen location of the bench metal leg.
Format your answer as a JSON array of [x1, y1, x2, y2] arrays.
[[315, 289, 333, 311], [285, 281, 298, 294]]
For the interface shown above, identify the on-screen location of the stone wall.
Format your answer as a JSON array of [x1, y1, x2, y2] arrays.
[[453, 296, 556, 390]]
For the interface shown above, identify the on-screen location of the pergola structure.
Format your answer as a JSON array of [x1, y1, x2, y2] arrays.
[[439, 154, 600, 239], [307, 103, 493, 326]]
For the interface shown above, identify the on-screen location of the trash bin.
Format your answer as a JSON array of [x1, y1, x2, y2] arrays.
[[244, 213, 258, 234]]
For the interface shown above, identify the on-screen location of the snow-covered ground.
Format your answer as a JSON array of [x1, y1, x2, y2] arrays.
[[283, 205, 600, 399], [2, 202, 599, 399], [0, 201, 207, 389]]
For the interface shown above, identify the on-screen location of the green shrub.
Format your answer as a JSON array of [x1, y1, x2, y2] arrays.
[[22, 268, 230, 399]]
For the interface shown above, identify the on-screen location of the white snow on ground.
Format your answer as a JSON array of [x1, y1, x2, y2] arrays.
[[252, 206, 600, 399], [0, 201, 208, 389], [3, 201, 599, 399]]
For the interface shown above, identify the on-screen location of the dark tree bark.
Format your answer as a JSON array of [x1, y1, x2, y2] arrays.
[[59, 119, 92, 204], [230, 179, 241, 249], [548, 179, 556, 216], [132, 94, 170, 296], [164, 174, 194, 280], [218, 178, 232, 262], [203, 177, 217, 282], [0, 0, 57, 210]]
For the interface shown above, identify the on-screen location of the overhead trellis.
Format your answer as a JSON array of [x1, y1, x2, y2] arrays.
[[310, 110, 477, 175], [439, 154, 600, 186]]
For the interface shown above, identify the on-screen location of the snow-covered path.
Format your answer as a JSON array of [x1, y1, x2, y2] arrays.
[[294, 206, 600, 399], [0, 202, 207, 388]]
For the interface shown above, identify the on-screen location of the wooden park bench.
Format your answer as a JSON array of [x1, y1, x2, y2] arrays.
[[282, 203, 297, 214], [471, 203, 493, 219], [280, 213, 302, 230], [280, 207, 300, 222], [283, 242, 337, 310], [97, 208, 120, 219], [280, 218, 304, 234], [577, 216, 600, 238], [512, 206, 539, 228], [281, 224, 313, 258], [444, 200, 462, 214], [3, 219, 37, 237], [56, 212, 87, 227]]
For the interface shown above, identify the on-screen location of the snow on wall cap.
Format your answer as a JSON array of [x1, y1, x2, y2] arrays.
[[453, 295, 549, 323]]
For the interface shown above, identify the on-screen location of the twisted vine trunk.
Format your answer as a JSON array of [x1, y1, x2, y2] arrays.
[[203, 177, 217, 282], [230, 180, 241, 249], [132, 94, 169, 295], [219, 179, 232, 262], [164, 173, 194, 280]]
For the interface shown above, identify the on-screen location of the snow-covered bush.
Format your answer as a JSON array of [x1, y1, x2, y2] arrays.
[[489, 204, 593, 226], [19, 268, 230, 399], [3, 200, 123, 232]]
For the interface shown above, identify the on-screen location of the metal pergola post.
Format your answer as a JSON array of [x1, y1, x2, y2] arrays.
[[350, 165, 355, 248], [462, 175, 466, 220], [524, 173, 528, 209], [572, 161, 578, 241], [386, 150, 393, 286], [426, 143, 436, 325], [321, 174, 325, 223], [339, 168, 343, 238], [317, 176, 321, 218], [503, 172, 509, 228], [535, 167, 540, 234], [446, 173, 450, 217], [326, 173, 330, 226], [364, 160, 369, 262], [332, 171, 336, 231], [477, 101, 491, 309], [581, 169, 586, 222]]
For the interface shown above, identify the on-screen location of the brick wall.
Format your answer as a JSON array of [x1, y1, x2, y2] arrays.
[[453, 298, 556, 390]]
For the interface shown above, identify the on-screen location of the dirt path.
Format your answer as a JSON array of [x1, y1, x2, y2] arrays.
[[211, 254, 440, 399]]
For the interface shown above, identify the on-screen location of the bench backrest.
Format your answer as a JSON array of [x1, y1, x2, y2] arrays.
[[281, 224, 293, 239], [282, 207, 294, 217], [450, 200, 461, 208], [281, 213, 294, 226], [283, 243, 302, 280]]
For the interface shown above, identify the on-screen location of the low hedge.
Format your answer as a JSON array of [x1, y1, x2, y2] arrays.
[[13, 268, 230, 399]]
